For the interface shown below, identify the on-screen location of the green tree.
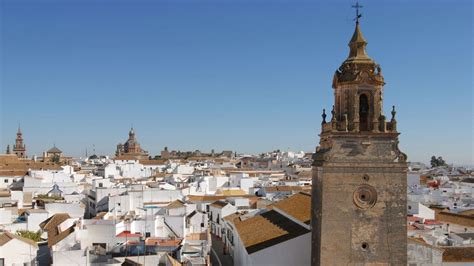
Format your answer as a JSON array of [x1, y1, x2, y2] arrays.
[[16, 230, 42, 242], [430, 155, 448, 168], [430, 156, 438, 167], [50, 154, 60, 164], [437, 156, 446, 166]]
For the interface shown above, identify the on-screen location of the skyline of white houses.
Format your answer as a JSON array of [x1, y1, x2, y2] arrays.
[[0, 148, 473, 265]]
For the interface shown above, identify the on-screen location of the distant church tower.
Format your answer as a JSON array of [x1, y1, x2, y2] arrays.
[[13, 126, 27, 158], [115, 127, 149, 159], [311, 8, 407, 265]]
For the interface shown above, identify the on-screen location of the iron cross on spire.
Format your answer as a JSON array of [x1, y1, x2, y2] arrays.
[[352, 1, 363, 24]]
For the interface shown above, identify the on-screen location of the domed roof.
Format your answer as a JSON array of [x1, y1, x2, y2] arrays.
[[47, 146, 62, 154], [333, 22, 384, 87]]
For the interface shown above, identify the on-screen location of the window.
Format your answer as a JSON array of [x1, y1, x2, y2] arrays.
[[0, 258, 4, 266], [117, 203, 121, 206], [359, 94, 370, 131], [3, 179, 8, 183], [98, 183, 103, 188], [227, 230, 234, 245], [92, 243, 106, 249]]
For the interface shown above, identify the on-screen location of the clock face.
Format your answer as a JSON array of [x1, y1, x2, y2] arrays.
[[353, 184, 377, 209]]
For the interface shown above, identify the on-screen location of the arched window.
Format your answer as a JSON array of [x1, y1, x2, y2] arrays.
[[359, 94, 369, 131]]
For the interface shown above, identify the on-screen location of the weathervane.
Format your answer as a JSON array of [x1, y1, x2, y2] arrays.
[[352, 1, 363, 24]]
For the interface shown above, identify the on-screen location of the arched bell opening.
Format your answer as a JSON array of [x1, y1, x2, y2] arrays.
[[359, 94, 370, 131]]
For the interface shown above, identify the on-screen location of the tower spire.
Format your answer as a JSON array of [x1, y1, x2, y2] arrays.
[[347, 21, 371, 62], [345, 2, 372, 63]]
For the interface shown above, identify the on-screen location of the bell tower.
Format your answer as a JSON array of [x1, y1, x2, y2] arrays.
[[311, 6, 407, 265], [13, 126, 27, 158]]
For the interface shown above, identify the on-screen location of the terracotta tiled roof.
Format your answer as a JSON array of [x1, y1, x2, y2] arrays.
[[0, 155, 61, 172], [116, 231, 141, 238], [165, 254, 183, 266], [272, 192, 311, 224], [223, 213, 241, 222], [49, 226, 75, 247], [429, 205, 449, 210], [40, 213, 70, 231], [39, 213, 75, 247], [407, 224, 417, 231], [264, 186, 304, 193], [210, 200, 229, 209], [0, 231, 38, 248], [0, 170, 28, 176], [407, 216, 421, 222], [93, 212, 107, 220], [0, 190, 11, 197], [187, 195, 226, 202], [234, 209, 310, 254], [424, 219, 442, 225], [459, 209, 474, 216], [139, 159, 167, 165], [443, 247, 474, 262], [165, 200, 186, 209], [217, 189, 247, 196], [146, 238, 182, 247]]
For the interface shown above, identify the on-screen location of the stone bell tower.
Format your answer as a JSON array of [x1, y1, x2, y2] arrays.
[[13, 126, 27, 158], [311, 11, 408, 266]]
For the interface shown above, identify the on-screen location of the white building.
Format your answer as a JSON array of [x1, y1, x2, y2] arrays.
[[45, 202, 85, 218], [228, 192, 311, 266], [209, 201, 237, 238], [25, 209, 50, 231], [24, 167, 79, 196], [0, 231, 39, 266], [415, 203, 436, 221]]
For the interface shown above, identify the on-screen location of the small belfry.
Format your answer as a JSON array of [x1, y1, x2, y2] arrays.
[[12, 126, 27, 158], [330, 14, 388, 133], [311, 5, 407, 265]]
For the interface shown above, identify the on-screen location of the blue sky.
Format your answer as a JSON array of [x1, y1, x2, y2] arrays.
[[1, 0, 472, 165]]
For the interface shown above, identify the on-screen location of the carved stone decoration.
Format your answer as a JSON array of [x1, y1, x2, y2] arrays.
[[322, 109, 327, 124], [353, 184, 377, 209], [392, 140, 407, 162], [333, 62, 385, 87]]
